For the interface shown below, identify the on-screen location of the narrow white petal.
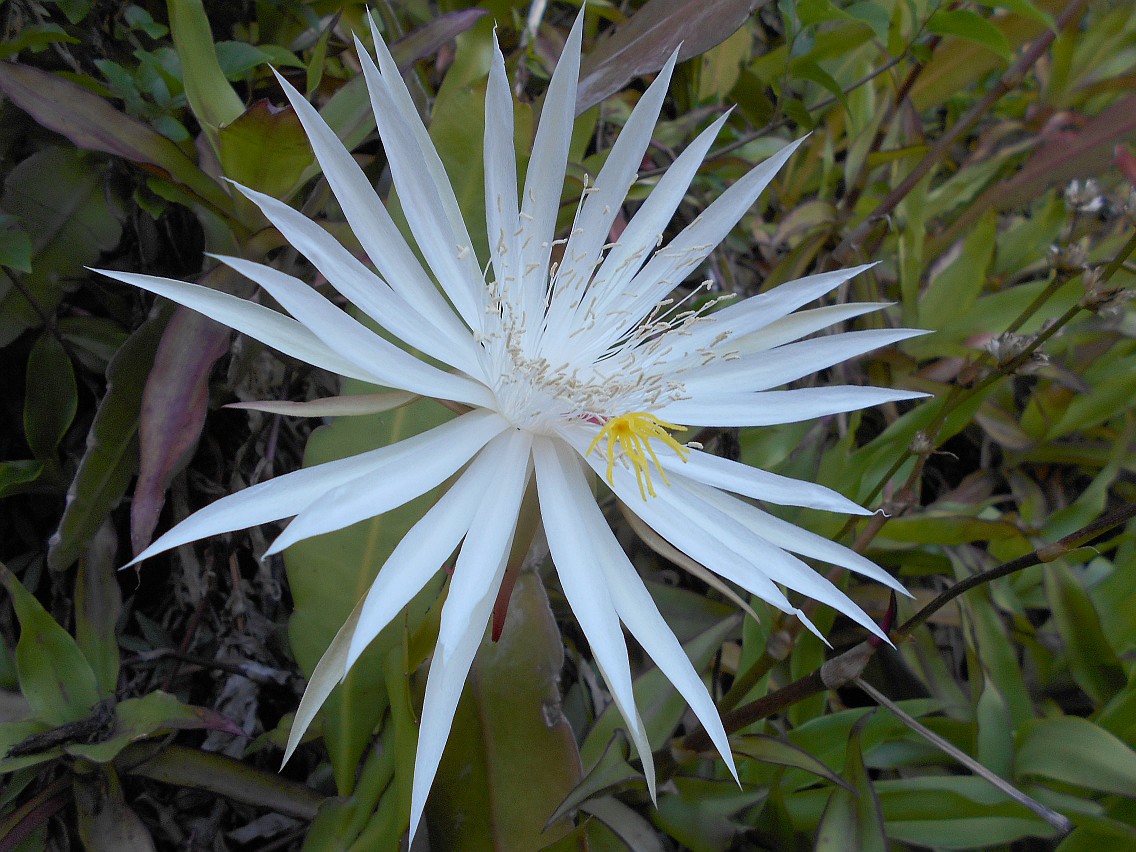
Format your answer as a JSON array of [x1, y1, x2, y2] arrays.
[[600, 527, 738, 779], [727, 302, 894, 355], [269, 69, 468, 337], [516, 12, 584, 319], [355, 34, 484, 330], [484, 31, 519, 297], [126, 413, 492, 565], [658, 448, 871, 515], [94, 268, 379, 384], [563, 430, 796, 615], [409, 429, 532, 840], [599, 137, 807, 344], [533, 438, 655, 796], [230, 182, 479, 372], [679, 328, 927, 394], [264, 411, 510, 555], [656, 386, 930, 427], [224, 391, 417, 417], [213, 254, 493, 407], [345, 439, 509, 670], [365, 17, 474, 261], [577, 113, 731, 350], [686, 478, 908, 596]]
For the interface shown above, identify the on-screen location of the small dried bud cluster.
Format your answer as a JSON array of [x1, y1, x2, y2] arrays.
[[983, 332, 1051, 374], [1064, 179, 1105, 214], [1080, 267, 1135, 319], [1048, 241, 1088, 271]]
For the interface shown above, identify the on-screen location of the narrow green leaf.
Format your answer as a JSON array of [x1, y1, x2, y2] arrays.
[[1017, 716, 1136, 796], [74, 520, 121, 698], [815, 714, 887, 852], [167, 0, 245, 138], [0, 460, 43, 499], [926, 10, 1012, 61], [48, 312, 168, 572], [24, 332, 77, 463], [0, 561, 100, 726]]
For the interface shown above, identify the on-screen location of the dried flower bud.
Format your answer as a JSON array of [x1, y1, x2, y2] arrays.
[[1064, 179, 1105, 213]]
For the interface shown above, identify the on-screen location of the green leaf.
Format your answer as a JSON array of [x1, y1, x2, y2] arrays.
[[24, 332, 77, 464], [0, 561, 100, 726], [1044, 560, 1126, 706], [731, 734, 851, 789], [48, 313, 168, 572], [0, 460, 43, 499], [1017, 716, 1136, 796], [167, 0, 245, 138], [67, 691, 243, 763], [74, 766, 156, 851], [815, 714, 887, 852], [0, 222, 32, 272], [428, 574, 582, 849], [926, 10, 1012, 61], [74, 521, 121, 698], [217, 100, 313, 200]]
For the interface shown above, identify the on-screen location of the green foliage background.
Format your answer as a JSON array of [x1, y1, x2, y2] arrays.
[[0, 0, 1134, 849]]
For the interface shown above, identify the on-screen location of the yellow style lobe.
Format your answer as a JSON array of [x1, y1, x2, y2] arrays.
[[587, 412, 691, 500]]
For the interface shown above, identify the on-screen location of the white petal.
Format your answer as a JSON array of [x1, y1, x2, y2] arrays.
[[230, 182, 479, 372], [212, 254, 493, 408], [679, 328, 927, 394], [600, 526, 738, 779], [93, 268, 379, 384], [355, 34, 484, 331], [656, 386, 930, 427], [543, 48, 680, 354], [345, 438, 509, 670], [409, 429, 532, 841], [599, 137, 807, 345], [727, 302, 894, 355], [663, 478, 891, 641], [483, 31, 519, 299], [576, 112, 731, 352], [126, 411, 499, 565], [658, 448, 871, 515], [533, 437, 655, 797], [685, 477, 909, 596], [264, 411, 510, 555], [268, 69, 469, 338], [515, 12, 584, 320], [224, 391, 417, 417]]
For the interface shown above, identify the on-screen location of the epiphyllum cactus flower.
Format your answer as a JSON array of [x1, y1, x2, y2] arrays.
[[99, 12, 925, 838]]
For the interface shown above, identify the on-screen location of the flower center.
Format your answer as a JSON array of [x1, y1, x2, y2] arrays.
[[586, 412, 690, 500]]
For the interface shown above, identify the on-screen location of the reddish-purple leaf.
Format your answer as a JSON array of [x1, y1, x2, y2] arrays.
[[0, 62, 230, 212], [576, 0, 765, 115], [393, 8, 489, 73], [130, 265, 249, 555]]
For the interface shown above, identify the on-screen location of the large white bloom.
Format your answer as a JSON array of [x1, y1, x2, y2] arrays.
[[100, 13, 923, 838]]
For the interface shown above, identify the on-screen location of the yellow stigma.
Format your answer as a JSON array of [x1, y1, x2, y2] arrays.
[[586, 412, 690, 500]]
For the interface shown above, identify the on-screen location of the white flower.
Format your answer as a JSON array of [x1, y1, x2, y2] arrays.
[[99, 12, 925, 838]]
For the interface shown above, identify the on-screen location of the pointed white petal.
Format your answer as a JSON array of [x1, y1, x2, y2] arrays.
[[269, 69, 464, 335], [533, 437, 655, 796], [230, 182, 479, 372], [355, 34, 483, 330], [484, 31, 519, 298], [679, 328, 927, 394], [212, 254, 493, 407], [658, 448, 871, 515], [345, 440, 508, 670], [726, 302, 894, 356], [562, 428, 796, 615], [578, 112, 731, 349], [516, 12, 584, 319], [687, 478, 908, 596], [601, 137, 807, 343], [224, 391, 417, 417], [264, 411, 509, 555], [409, 429, 532, 840], [94, 268, 379, 384], [600, 525, 737, 779], [656, 386, 930, 427], [543, 48, 680, 356], [365, 17, 473, 261]]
